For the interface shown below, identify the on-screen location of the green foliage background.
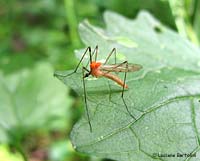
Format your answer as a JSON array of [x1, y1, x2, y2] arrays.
[[0, 0, 200, 161]]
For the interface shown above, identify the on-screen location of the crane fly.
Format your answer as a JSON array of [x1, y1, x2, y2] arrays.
[[57, 46, 142, 132], [93, 63, 142, 88]]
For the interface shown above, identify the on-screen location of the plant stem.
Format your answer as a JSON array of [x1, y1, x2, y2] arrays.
[[64, 0, 80, 47], [168, 0, 199, 45]]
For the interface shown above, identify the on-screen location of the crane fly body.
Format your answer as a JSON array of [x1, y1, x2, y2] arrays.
[[89, 61, 142, 88], [56, 46, 142, 132]]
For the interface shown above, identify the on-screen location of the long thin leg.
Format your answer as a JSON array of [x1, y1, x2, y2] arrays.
[[94, 45, 98, 62], [74, 46, 92, 73], [121, 61, 136, 120], [85, 45, 98, 68], [82, 67, 92, 132], [104, 48, 116, 65], [103, 60, 127, 75], [83, 66, 90, 73], [55, 47, 92, 77], [112, 60, 126, 69], [104, 59, 136, 119]]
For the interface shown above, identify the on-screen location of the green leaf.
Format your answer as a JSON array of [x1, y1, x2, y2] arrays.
[[94, 0, 176, 29], [54, 11, 200, 161], [0, 62, 73, 143]]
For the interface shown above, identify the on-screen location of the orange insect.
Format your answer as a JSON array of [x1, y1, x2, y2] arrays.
[[89, 61, 142, 88], [58, 46, 142, 132]]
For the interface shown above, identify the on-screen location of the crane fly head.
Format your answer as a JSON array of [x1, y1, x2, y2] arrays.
[[84, 72, 90, 78], [90, 62, 101, 70]]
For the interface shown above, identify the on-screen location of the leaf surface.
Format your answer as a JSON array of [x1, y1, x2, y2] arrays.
[[0, 62, 73, 143], [55, 11, 200, 161]]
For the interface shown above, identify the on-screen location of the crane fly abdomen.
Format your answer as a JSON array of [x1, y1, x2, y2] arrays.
[[102, 72, 128, 88]]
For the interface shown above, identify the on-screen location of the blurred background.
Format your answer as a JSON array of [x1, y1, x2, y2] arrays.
[[0, 0, 199, 161]]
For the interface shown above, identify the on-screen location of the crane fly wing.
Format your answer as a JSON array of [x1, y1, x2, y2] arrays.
[[100, 63, 142, 72]]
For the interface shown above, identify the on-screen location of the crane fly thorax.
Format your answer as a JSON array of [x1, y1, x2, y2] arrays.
[[90, 62, 103, 77]]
